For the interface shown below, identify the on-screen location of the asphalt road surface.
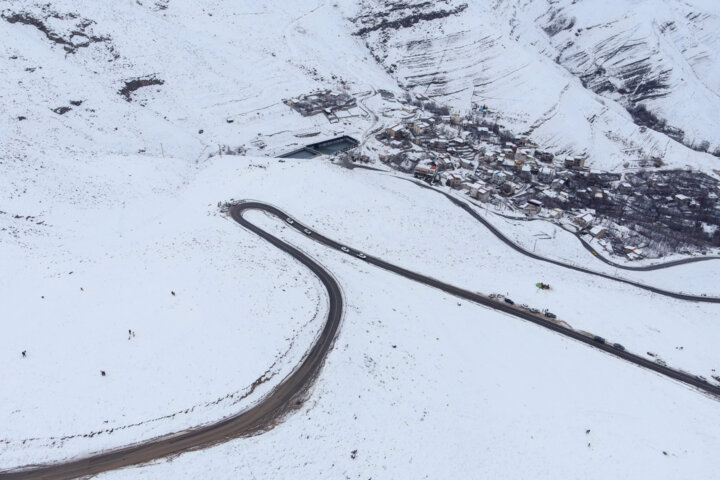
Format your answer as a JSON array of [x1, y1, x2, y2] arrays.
[[263, 201, 720, 399], [404, 178, 720, 303], [3, 201, 718, 480], [0, 203, 343, 480]]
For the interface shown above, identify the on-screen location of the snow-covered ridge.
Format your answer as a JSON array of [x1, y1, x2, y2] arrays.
[[518, 0, 720, 156], [353, 0, 720, 170]]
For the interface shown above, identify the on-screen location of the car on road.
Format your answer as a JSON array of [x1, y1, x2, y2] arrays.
[[357, 252, 367, 259], [544, 311, 557, 319], [303, 228, 312, 235], [696, 375, 708, 383], [612, 343, 625, 351], [341, 246, 350, 253], [504, 298, 514, 305], [656, 358, 667, 367], [592, 335, 606, 344], [530, 308, 540, 314], [286, 218, 294, 225]]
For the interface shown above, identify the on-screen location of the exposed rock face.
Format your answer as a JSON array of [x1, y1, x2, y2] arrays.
[[530, 0, 720, 156], [119, 76, 165, 102], [1, 5, 118, 59]]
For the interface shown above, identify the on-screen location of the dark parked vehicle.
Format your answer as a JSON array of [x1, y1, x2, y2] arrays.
[[504, 298, 515, 305], [612, 343, 625, 351], [544, 311, 557, 319], [593, 336, 606, 344]]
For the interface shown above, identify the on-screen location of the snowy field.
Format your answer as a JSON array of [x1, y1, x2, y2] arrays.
[[3, 157, 719, 476], [99, 191, 720, 480]]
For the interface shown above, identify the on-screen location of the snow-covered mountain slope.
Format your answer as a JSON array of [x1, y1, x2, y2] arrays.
[[353, 0, 720, 170], [517, 0, 720, 155], [2, 0, 719, 172], [2, 0, 720, 478]]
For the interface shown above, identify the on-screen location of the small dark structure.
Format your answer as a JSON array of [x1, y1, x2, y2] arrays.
[[307, 135, 358, 155], [278, 135, 358, 159], [277, 147, 321, 159]]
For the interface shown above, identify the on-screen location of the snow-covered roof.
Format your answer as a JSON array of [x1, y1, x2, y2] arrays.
[[576, 212, 595, 223]]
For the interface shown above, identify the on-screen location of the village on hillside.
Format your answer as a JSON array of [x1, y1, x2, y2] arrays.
[[281, 90, 720, 261]]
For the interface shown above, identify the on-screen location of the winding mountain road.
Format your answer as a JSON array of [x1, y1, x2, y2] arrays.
[[0, 203, 342, 480], [403, 177, 720, 303], [3, 200, 719, 480]]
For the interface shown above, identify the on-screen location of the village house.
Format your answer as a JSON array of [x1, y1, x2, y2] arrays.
[[563, 156, 586, 169], [551, 178, 566, 191], [618, 182, 633, 194], [459, 181, 474, 192], [589, 225, 607, 238], [523, 198, 543, 214], [548, 208, 563, 219], [674, 193, 691, 206], [386, 124, 405, 138], [442, 172, 462, 188], [535, 150, 554, 163], [574, 212, 595, 228], [624, 246, 644, 261], [458, 156, 474, 169], [432, 138, 448, 151], [520, 164, 532, 181], [492, 171, 510, 185], [476, 126, 492, 138], [515, 148, 535, 163], [538, 166, 555, 183], [475, 186, 491, 202], [412, 120, 431, 136]]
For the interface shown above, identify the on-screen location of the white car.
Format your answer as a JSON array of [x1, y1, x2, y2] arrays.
[[340, 246, 350, 253], [357, 252, 367, 259], [303, 228, 312, 235], [286, 218, 294, 225]]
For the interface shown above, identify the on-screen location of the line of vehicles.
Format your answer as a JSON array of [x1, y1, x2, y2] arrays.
[[284, 215, 717, 389], [489, 293, 558, 319], [489, 292, 627, 348], [286, 217, 368, 260], [488, 292, 719, 386]]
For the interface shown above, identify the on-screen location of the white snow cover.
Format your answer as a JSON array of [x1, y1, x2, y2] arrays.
[[1, 0, 720, 478], [3, 158, 720, 477], [356, 0, 720, 170]]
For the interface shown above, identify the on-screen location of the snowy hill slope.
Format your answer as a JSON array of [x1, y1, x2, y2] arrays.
[[2, 0, 719, 172], [3, 155, 720, 477], [517, 0, 720, 155], [352, 0, 720, 170]]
